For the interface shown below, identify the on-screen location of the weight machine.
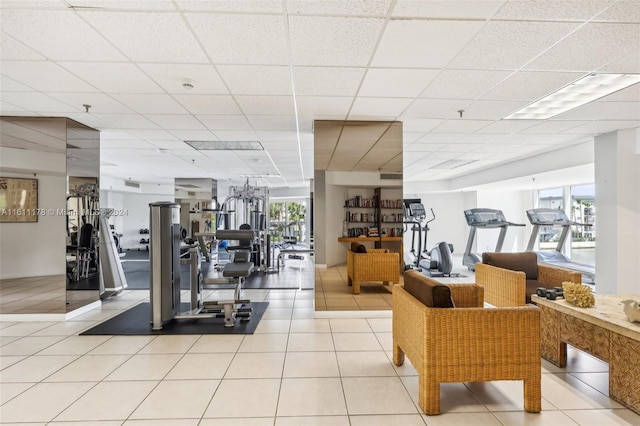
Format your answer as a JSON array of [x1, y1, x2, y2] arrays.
[[403, 200, 455, 277], [66, 183, 99, 282]]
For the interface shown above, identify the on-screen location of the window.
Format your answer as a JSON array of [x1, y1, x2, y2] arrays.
[[570, 184, 595, 266], [269, 200, 307, 244]]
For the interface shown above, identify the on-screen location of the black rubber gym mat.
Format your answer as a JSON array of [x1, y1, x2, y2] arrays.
[[80, 302, 268, 335]]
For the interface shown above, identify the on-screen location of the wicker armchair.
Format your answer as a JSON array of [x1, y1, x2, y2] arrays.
[[393, 271, 541, 415], [475, 252, 582, 306], [346, 245, 399, 294]]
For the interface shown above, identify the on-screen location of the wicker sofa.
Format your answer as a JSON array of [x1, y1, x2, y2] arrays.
[[346, 242, 399, 294], [475, 252, 582, 306], [393, 270, 541, 415]]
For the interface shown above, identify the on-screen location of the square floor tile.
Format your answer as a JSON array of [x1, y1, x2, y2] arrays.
[[342, 377, 417, 415], [123, 420, 199, 426], [0, 355, 78, 382], [31, 321, 98, 336], [203, 378, 280, 418], [254, 319, 291, 333], [421, 412, 503, 425], [275, 416, 349, 426], [0, 322, 57, 336], [287, 333, 334, 351], [44, 354, 130, 382], [0, 382, 35, 405], [56, 381, 157, 421], [493, 410, 579, 426], [129, 379, 219, 419], [0, 336, 66, 356], [37, 335, 111, 355], [336, 351, 397, 377], [225, 352, 285, 379], [88, 335, 157, 355], [283, 352, 340, 378], [165, 353, 234, 379], [349, 414, 426, 426], [0, 382, 94, 423], [541, 373, 623, 410], [332, 333, 383, 351], [188, 334, 245, 353], [238, 333, 288, 352], [105, 354, 182, 381], [277, 377, 347, 416], [137, 335, 200, 354], [290, 318, 331, 333]]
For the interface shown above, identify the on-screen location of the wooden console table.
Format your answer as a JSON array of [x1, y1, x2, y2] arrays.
[[532, 294, 640, 414]]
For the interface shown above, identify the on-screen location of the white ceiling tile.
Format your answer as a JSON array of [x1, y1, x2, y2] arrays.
[[554, 100, 640, 120], [457, 133, 519, 145], [1, 61, 98, 93], [349, 97, 413, 118], [139, 64, 228, 95], [246, 115, 298, 131], [372, 20, 485, 68], [432, 119, 492, 133], [59, 62, 163, 93], [475, 119, 538, 134], [449, 21, 578, 70], [359, 68, 439, 98], [0, 10, 126, 61], [560, 120, 640, 134], [293, 67, 365, 96], [197, 115, 252, 131], [405, 142, 447, 152], [481, 71, 584, 101], [261, 140, 300, 151], [462, 100, 529, 120], [421, 69, 513, 100], [393, 0, 505, 19], [186, 13, 289, 65], [112, 94, 188, 114], [289, 16, 385, 66], [90, 113, 159, 129], [47, 93, 133, 114], [439, 143, 480, 153], [598, 50, 640, 74], [494, 0, 613, 20], [176, 0, 282, 13], [235, 96, 295, 115], [72, 1, 177, 10], [212, 130, 259, 141], [287, 0, 392, 16], [169, 129, 218, 140], [146, 115, 206, 130], [525, 23, 640, 72], [521, 120, 589, 134], [403, 99, 472, 120], [173, 95, 242, 115], [401, 119, 444, 133], [82, 11, 208, 63], [0, 75, 34, 92], [122, 130, 178, 141], [0, 101, 26, 113], [595, 0, 640, 22], [0, 1, 67, 8], [217, 65, 292, 95], [100, 130, 139, 140], [0, 92, 80, 113], [148, 140, 189, 150], [296, 96, 352, 117], [417, 133, 466, 144], [0, 35, 45, 60]]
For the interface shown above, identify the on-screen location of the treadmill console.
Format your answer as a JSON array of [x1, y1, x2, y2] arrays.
[[464, 208, 508, 227], [408, 203, 426, 219], [526, 208, 571, 225]]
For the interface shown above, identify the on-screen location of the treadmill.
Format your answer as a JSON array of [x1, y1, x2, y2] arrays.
[[526, 208, 595, 282], [463, 208, 524, 271]]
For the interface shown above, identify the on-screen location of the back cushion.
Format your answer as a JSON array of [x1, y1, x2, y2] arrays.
[[403, 270, 454, 308], [482, 252, 538, 280], [350, 242, 367, 253]]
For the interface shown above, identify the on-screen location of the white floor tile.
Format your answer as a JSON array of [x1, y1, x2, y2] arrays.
[[87, 335, 157, 354], [123, 420, 199, 426], [374, 332, 392, 351], [562, 408, 640, 426], [55, 381, 157, 421], [37, 335, 111, 355], [199, 419, 274, 426], [204, 378, 280, 418], [105, 354, 182, 381], [0, 336, 66, 356], [329, 318, 372, 333], [289, 318, 331, 333], [421, 412, 503, 425], [493, 409, 581, 426], [0, 322, 57, 336], [237, 333, 288, 352], [261, 308, 293, 320], [336, 351, 397, 377], [342, 377, 417, 415], [254, 319, 291, 333], [0, 355, 26, 370], [386, 350, 419, 376], [286, 332, 334, 351], [129, 379, 219, 419], [225, 352, 285, 379], [137, 334, 200, 354], [48, 422, 122, 426], [277, 377, 347, 416], [0, 355, 77, 382], [31, 321, 98, 336], [283, 351, 340, 378], [188, 334, 245, 353], [570, 371, 610, 396], [44, 354, 131, 382], [332, 332, 383, 351], [165, 353, 234, 379], [349, 414, 426, 426], [542, 373, 624, 410], [0, 382, 35, 405], [0, 382, 94, 423], [275, 416, 350, 426]]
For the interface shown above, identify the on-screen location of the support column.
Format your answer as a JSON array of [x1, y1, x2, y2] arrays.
[[594, 128, 640, 294]]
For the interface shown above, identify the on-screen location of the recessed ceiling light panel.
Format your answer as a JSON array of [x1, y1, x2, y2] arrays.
[[503, 73, 640, 120], [430, 159, 478, 169], [185, 140, 264, 150]]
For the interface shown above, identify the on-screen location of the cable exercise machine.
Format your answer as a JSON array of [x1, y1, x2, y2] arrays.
[[526, 208, 595, 283], [403, 200, 455, 277], [462, 208, 524, 271]]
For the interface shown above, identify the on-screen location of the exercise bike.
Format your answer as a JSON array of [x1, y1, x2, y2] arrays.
[[403, 200, 456, 277]]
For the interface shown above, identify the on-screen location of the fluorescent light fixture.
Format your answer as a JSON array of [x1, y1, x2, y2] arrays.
[[430, 159, 478, 169], [185, 140, 264, 150], [504, 73, 640, 120]]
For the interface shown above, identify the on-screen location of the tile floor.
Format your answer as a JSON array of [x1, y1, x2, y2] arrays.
[[1, 284, 639, 425]]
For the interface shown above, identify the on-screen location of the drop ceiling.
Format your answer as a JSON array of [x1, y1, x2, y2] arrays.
[[0, 0, 638, 190]]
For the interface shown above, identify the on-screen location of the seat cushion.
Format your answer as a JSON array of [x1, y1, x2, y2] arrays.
[[403, 270, 454, 308], [482, 252, 538, 280], [350, 242, 367, 253]]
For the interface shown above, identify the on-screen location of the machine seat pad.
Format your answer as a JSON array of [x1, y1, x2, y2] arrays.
[[223, 262, 254, 278]]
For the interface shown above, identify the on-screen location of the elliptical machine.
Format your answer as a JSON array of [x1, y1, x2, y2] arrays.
[[403, 200, 455, 277]]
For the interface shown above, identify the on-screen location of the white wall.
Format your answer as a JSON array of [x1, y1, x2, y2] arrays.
[[0, 172, 66, 278]]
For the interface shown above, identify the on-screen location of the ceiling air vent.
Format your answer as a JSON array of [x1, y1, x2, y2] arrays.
[[380, 173, 403, 180], [124, 180, 140, 188]]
